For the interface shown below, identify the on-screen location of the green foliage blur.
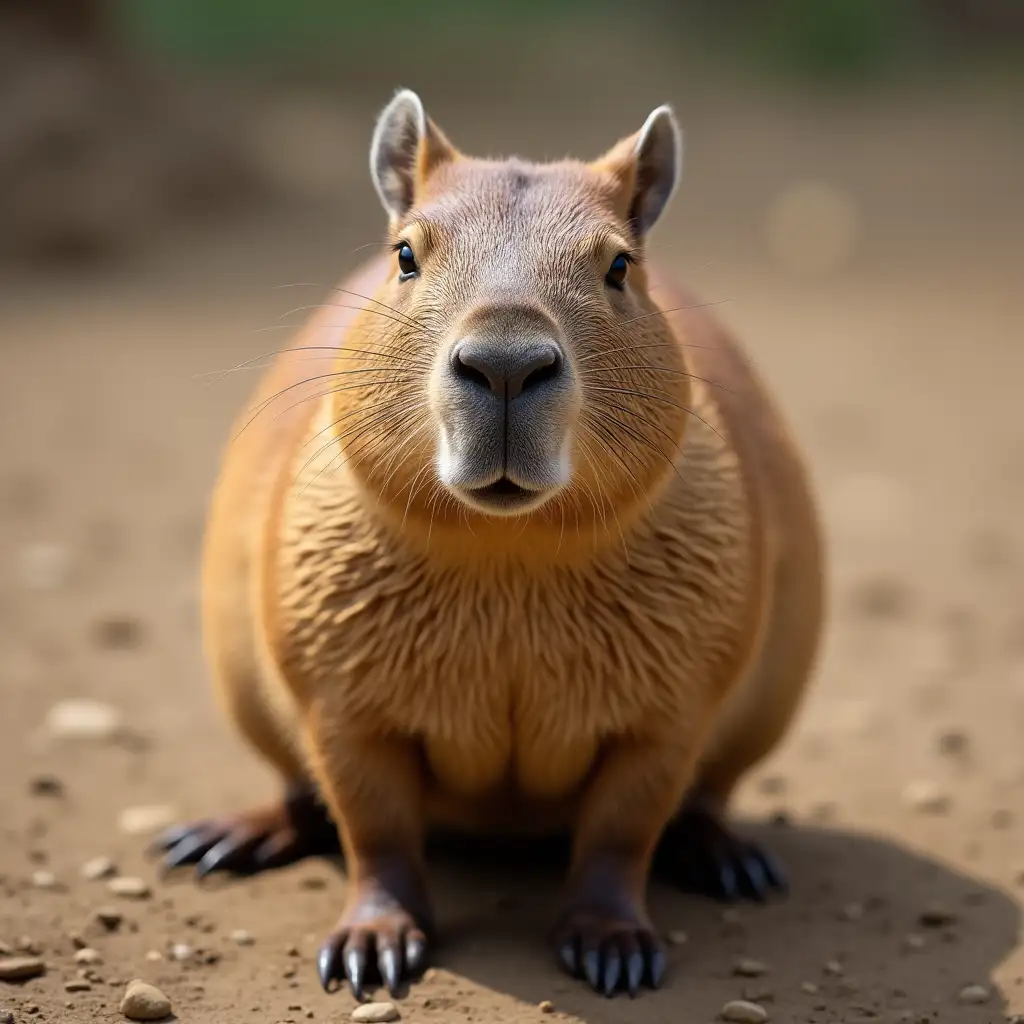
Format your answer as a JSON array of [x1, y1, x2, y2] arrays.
[[116, 0, 1023, 82]]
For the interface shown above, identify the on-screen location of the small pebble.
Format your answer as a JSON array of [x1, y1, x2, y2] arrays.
[[16, 939, 39, 955], [539, 1001, 555, 1014], [74, 948, 103, 966], [838, 978, 861, 995], [0, 958, 46, 982], [919, 904, 957, 928], [118, 805, 176, 837], [168, 944, 194, 962], [902, 933, 926, 951], [93, 616, 143, 650], [120, 979, 172, 1020], [108, 876, 151, 900], [733, 958, 769, 978], [64, 980, 91, 993], [300, 876, 327, 891], [230, 930, 255, 946], [841, 902, 865, 921], [145, 952, 163, 963], [956, 983, 990, 1005], [823, 960, 844, 976], [720, 999, 769, 1023], [94, 907, 124, 931], [82, 856, 118, 881], [30, 871, 59, 890], [667, 929, 689, 946], [350, 1002, 401, 1023], [937, 730, 969, 757], [757, 775, 787, 795], [0, 942, 10, 955], [28, 775, 64, 797], [45, 699, 122, 742], [800, 982, 819, 994], [902, 781, 951, 815], [68, 932, 87, 950], [991, 808, 1014, 829]]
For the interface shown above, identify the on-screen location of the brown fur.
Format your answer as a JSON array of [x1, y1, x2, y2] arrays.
[[196, 98, 824, 993]]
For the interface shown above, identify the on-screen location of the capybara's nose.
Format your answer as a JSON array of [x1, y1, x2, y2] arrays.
[[451, 336, 564, 401]]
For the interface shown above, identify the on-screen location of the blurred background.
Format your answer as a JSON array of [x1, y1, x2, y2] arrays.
[[2, 2, 1024, 1021]]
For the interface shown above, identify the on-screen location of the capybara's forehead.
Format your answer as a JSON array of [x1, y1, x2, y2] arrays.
[[408, 158, 623, 239]]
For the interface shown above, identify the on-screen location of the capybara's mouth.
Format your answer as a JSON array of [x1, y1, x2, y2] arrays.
[[465, 476, 544, 513]]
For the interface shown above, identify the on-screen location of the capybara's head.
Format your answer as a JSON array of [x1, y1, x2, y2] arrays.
[[336, 90, 690, 545]]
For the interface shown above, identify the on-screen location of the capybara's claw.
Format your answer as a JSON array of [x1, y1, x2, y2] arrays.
[[553, 911, 665, 997], [656, 799, 788, 903], [317, 912, 430, 999], [152, 784, 340, 880]]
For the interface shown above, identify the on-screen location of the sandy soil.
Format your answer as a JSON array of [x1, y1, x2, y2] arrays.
[[1, 68, 1023, 1024]]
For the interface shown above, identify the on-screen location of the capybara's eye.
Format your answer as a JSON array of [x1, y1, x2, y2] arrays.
[[397, 244, 418, 278], [605, 253, 629, 290]]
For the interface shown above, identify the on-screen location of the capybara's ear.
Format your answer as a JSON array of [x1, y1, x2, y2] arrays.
[[369, 89, 458, 223], [591, 104, 683, 238]]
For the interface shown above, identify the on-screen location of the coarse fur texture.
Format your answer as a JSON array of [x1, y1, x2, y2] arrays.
[[159, 89, 825, 1001]]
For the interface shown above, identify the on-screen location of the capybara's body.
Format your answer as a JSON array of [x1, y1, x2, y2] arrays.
[[161, 91, 824, 1000]]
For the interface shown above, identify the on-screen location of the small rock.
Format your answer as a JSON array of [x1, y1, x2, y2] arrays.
[[841, 902, 865, 921], [108, 876, 151, 900], [823, 959, 844, 976], [118, 805, 176, 836], [16, 939, 39, 955], [0, 942, 10, 956], [918, 904, 957, 928], [902, 933, 926, 951], [539, 1001, 555, 1014], [733, 958, 769, 978], [145, 952, 163, 963], [120, 979, 172, 1020], [74, 948, 103, 966], [0, 958, 46, 982], [720, 999, 769, 1023], [93, 616, 143, 650], [28, 775, 64, 797], [956, 983, 989, 1005], [838, 978, 861, 995], [30, 871, 59, 890], [902, 781, 951, 815], [67, 932, 87, 950], [937, 730, 969, 757], [81, 856, 117, 881], [300, 876, 327, 891], [848, 574, 911, 619], [64, 980, 91, 993], [45, 699, 122, 742], [17, 542, 69, 591], [168, 944, 194, 962], [800, 982, 819, 994], [991, 808, 1013, 829], [757, 775, 787, 796], [350, 1002, 400, 1023], [230, 929, 255, 946], [667, 929, 689, 946], [94, 907, 124, 931]]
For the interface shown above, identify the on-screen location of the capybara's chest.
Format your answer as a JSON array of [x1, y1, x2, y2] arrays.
[[270, 471, 755, 802]]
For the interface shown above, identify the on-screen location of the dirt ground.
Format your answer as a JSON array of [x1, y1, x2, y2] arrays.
[[2, 64, 1024, 1024]]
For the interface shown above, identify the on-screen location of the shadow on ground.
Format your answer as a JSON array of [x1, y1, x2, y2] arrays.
[[404, 822, 1019, 1023]]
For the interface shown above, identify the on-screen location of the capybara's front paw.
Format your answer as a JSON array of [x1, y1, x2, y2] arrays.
[[318, 893, 432, 999], [552, 906, 666, 997], [655, 798, 787, 902], [150, 783, 339, 879]]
